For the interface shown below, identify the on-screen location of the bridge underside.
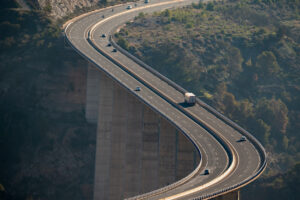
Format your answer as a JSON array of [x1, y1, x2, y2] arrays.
[[84, 63, 240, 199], [86, 63, 197, 199]]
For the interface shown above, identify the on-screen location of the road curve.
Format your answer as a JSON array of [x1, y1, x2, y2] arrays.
[[64, 0, 267, 199]]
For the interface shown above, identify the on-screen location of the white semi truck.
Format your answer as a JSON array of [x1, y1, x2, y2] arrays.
[[184, 92, 196, 105]]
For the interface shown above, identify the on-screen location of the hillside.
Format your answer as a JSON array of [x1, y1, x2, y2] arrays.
[[0, 2, 97, 200], [1, 0, 299, 199], [0, 0, 139, 199], [117, 0, 300, 199]]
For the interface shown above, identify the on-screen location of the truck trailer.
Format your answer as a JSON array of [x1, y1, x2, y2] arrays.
[[184, 92, 196, 105]]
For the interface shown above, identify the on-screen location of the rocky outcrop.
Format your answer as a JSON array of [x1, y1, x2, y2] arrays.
[[37, 0, 101, 19]]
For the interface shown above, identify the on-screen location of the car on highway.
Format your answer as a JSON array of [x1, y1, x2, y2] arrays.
[[239, 136, 247, 142], [134, 87, 141, 91]]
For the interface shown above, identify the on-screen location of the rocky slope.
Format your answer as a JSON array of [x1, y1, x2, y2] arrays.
[[37, 0, 99, 18], [31, 0, 134, 19]]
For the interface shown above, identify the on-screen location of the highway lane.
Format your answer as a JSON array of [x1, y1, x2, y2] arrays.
[[65, 0, 266, 199]]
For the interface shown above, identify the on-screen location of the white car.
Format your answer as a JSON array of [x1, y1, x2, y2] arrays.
[[134, 87, 141, 91], [240, 136, 246, 142]]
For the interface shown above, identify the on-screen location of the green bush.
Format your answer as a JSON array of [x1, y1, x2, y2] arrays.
[[192, 1, 204, 9], [206, 2, 214, 11]]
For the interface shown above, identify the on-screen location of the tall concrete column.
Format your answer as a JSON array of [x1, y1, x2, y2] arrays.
[[109, 82, 128, 199], [141, 106, 160, 193], [93, 72, 113, 200], [85, 64, 101, 123], [159, 118, 176, 187], [91, 67, 198, 199], [123, 93, 143, 198], [176, 132, 196, 180]]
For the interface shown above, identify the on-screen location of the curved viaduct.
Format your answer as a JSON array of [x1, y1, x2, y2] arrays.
[[64, 0, 266, 199]]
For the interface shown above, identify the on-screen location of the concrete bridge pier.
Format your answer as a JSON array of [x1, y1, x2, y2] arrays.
[[85, 63, 198, 200], [85, 64, 101, 123]]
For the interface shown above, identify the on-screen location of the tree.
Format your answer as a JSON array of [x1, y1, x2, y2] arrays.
[[206, 2, 215, 11], [163, 9, 171, 17], [255, 51, 280, 76], [43, 1, 52, 13], [256, 98, 289, 143], [249, 118, 271, 144], [192, 1, 204, 9], [117, 37, 129, 50], [238, 99, 254, 119], [227, 46, 243, 77]]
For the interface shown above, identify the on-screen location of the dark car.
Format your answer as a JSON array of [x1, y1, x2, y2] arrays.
[[204, 169, 209, 175]]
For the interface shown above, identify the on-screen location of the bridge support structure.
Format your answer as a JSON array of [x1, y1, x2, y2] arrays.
[[85, 62, 240, 199], [85, 63, 196, 199]]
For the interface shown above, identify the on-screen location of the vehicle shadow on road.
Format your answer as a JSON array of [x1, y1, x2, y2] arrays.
[[179, 102, 194, 108]]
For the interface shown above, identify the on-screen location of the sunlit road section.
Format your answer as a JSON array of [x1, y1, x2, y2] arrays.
[[64, 0, 266, 199]]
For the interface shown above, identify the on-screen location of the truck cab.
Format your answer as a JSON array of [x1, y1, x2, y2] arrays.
[[184, 92, 196, 105]]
